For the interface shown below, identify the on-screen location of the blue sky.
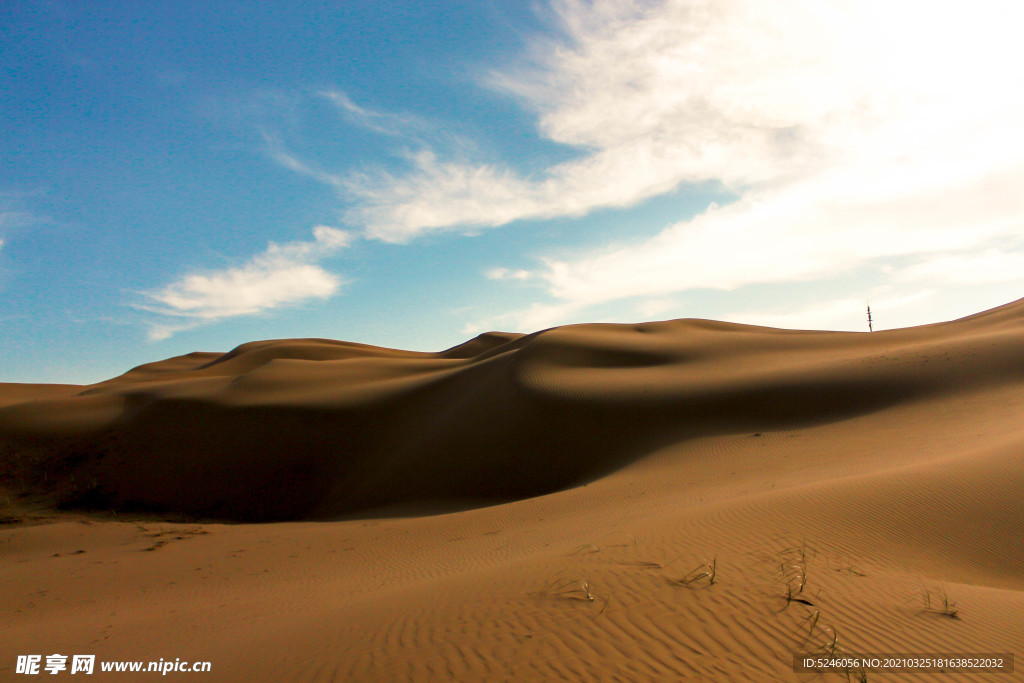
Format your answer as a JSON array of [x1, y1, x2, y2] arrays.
[[2, 0, 1023, 384]]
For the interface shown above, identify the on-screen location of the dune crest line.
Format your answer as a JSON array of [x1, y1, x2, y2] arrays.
[[2, 298, 1022, 521]]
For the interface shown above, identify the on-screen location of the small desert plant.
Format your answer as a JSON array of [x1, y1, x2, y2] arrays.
[[532, 574, 610, 614], [784, 580, 814, 606], [569, 544, 600, 555], [921, 587, 959, 619], [796, 608, 868, 680], [778, 548, 814, 606], [668, 557, 717, 587], [534, 575, 595, 601], [810, 625, 869, 679], [569, 532, 635, 556], [797, 609, 821, 639], [813, 625, 840, 656]]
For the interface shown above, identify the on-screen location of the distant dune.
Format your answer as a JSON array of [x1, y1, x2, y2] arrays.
[[2, 300, 1022, 680], [3, 299, 1023, 521]]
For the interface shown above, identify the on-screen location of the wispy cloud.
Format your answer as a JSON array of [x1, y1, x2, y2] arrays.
[[1, 196, 43, 283], [461, 299, 585, 338], [265, 93, 494, 242], [529, 169, 1024, 304], [470, 164, 1024, 332], [138, 226, 352, 340], [258, 0, 1023, 332], [720, 290, 934, 332], [1, 212, 35, 232], [318, 89, 421, 137], [486, 267, 533, 281], [344, 150, 546, 242], [339, 0, 1024, 240], [895, 247, 1024, 286], [1, 192, 41, 233], [262, 132, 347, 192], [454, 0, 1024, 330]]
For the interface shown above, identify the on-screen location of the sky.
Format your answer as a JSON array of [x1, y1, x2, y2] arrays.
[[2, 0, 1023, 384]]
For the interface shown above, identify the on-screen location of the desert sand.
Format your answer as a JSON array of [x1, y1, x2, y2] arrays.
[[2, 299, 1022, 680]]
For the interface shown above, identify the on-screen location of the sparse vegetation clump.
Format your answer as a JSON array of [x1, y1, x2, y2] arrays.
[[797, 610, 869, 681], [667, 557, 717, 588], [921, 587, 960, 619], [776, 544, 815, 607], [532, 573, 611, 614]]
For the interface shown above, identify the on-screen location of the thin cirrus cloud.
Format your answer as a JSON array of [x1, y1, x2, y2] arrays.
[[445, 0, 1024, 332], [1, 202, 38, 280], [467, 166, 1024, 334], [894, 248, 1024, 287], [339, 0, 1024, 242], [256, 0, 1024, 333], [318, 89, 423, 138], [138, 226, 352, 341]]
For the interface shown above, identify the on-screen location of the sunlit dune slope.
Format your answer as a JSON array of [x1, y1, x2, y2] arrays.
[[1, 298, 1022, 521]]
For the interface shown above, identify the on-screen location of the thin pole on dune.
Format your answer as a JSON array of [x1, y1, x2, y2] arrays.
[[866, 303, 873, 332]]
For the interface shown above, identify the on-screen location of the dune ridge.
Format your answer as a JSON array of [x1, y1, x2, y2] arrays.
[[2, 298, 1024, 521]]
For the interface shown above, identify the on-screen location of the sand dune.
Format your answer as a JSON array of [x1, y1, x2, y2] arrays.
[[2, 299, 1022, 680]]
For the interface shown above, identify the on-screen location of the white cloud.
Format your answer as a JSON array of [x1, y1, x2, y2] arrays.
[[470, 160, 1024, 331], [721, 290, 934, 332], [139, 226, 352, 339], [145, 320, 204, 343], [262, 133, 347, 192], [343, 149, 544, 242], [896, 248, 1024, 286], [486, 267, 534, 281], [531, 166, 1024, 305], [461, 299, 586, 337], [318, 89, 421, 137], [636, 298, 677, 319], [253, 1, 1023, 333], [447, 0, 1024, 330], [337, 0, 1024, 243]]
